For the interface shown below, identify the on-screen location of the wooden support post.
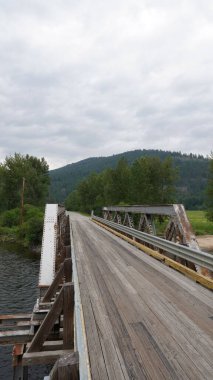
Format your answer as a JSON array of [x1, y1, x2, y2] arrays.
[[63, 258, 72, 282], [13, 365, 28, 380], [65, 245, 71, 258], [20, 177, 25, 225], [27, 287, 64, 353], [50, 351, 79, 380], [65, 216, 70, 246], [43, 263, 64, 303], [63, 283, 74, 349], [13, 343, 28, 380], [65, 234, 70, 246]]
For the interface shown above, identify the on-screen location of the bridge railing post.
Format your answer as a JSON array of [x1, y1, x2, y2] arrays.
[[63, 282, 74, 349]]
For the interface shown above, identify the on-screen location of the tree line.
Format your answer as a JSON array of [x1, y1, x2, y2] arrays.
[[65, 156, 177, 214], [49, 149, 210, 210], [0, 153, 49, 247]]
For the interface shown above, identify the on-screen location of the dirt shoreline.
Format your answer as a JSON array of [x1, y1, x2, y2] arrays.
[[196, 235, 213, 252]]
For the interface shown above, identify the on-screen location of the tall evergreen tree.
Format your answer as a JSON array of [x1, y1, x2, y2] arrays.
[[206, 153, 213, 221], [109, 158, 131, 204], [131, 157, 176, 204]]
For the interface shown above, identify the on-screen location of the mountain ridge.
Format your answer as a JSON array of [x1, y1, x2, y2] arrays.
[[49, 149, 209, 209]]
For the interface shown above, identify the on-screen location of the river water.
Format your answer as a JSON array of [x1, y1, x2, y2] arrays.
[[0, 244, 51, 380]]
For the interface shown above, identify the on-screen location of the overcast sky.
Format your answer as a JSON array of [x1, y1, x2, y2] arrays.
[[0, 0, 212, 169]]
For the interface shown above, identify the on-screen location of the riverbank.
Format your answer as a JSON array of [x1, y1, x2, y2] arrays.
[[0, 205, 44, 250], [0, 240, 41, 257], [197, 235, 213, 253], [0, 235, 16, 243]]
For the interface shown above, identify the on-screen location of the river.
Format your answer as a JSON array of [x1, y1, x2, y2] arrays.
[[0, 244, 51, 380]]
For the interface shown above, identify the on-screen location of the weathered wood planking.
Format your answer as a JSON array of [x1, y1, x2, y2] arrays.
[[0, 314, 31, 323], [69, 212, 213, 380], [0, 330, 31, 345]]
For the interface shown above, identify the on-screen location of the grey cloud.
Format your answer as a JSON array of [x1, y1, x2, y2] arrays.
[[0, 0, 212, 169]]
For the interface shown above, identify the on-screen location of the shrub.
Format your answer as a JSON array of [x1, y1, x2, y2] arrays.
[[0, 208, 20, 227], [17, 215, 43, 247], [27, 216, 43, 245], [24, 204, 44, 220], [0, 204, 44, 247]]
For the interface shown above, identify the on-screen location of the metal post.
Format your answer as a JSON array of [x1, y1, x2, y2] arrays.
[[20, 177, 25, 225]]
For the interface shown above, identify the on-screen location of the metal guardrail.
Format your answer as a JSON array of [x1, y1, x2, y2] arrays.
[[92, 215, 213, 272]]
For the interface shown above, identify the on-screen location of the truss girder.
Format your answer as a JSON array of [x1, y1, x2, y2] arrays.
[[123, 213, 134, 228], [101, 204, 210, 275], [139, 214, 156, 235]]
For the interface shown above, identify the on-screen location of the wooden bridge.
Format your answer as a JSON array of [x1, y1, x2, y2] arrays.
[[0, 204, 213, 379]]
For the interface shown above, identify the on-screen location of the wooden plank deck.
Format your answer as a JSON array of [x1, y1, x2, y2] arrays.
[[69, 212, 213, 380]]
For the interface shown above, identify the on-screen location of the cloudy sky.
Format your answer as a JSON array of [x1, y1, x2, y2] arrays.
[[0, 0, 212, 169]]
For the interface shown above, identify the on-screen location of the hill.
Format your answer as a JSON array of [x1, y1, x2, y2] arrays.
[[49, 149, 209, 209]]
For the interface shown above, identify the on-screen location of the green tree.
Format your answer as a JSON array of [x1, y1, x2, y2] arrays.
[[206, 153, 213, 221], [65, 173, 104, 214], [104, 159, 131, 205], [160, 157, 177, 203], [0, 153, 49, 210], [131, 157, 176, 204], [65, 190, 81, 211]]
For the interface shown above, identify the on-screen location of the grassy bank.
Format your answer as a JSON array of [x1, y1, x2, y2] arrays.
[[186, 211, 213, 235], [0, 205, 44, 248]]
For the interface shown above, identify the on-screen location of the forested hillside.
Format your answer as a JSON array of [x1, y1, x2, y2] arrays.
[[65, 156, 177, 213], [49, 149, 209, 209]]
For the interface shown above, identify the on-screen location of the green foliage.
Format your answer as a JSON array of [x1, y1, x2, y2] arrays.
[[131, 157, 176, 204], [23, 204, 44, 219], [65, 190, 81, 211], [49, 149, 209, 209], [0, 152, 48, 248], [65, 157, 177, 214], [206, 153, 213, 221], [0, 205, 44, 247], [18, 215, 43, 247], [0, 208, 20, 227], [0, 153, 49, 211], [187, 211, 213, 235], [0, 225, 17, 238], [18, 205, 44, 246], [109, 159, 131, 204]]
